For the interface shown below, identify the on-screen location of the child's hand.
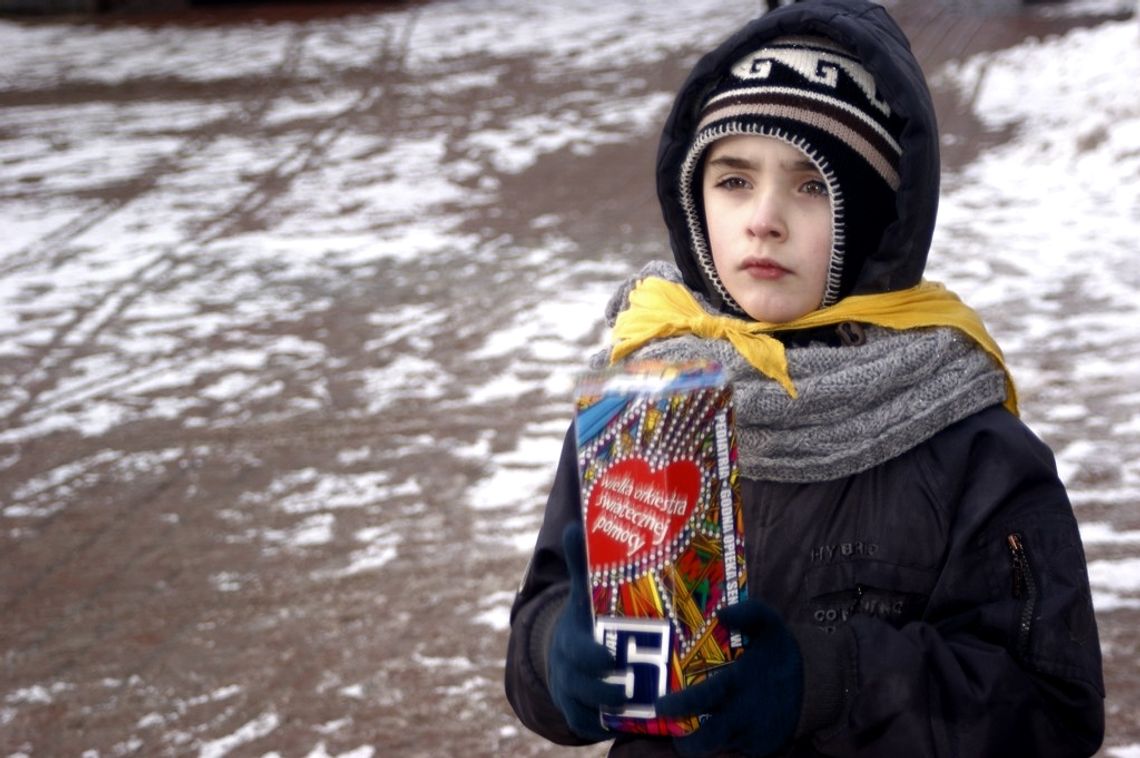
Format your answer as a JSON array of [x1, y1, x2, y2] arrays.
[[546, 522, 626, 741], [656, 599, 803, 757]]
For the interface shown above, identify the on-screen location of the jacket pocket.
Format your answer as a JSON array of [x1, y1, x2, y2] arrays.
[[1000, 519, 1101, 689], [803, 560, 936, 633]]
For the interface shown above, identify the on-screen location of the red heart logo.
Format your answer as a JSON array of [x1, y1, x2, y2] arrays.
[[585, 458, 702, 569]]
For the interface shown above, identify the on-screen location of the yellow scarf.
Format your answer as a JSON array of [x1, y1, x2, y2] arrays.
[[610, 277, 1018, 416]]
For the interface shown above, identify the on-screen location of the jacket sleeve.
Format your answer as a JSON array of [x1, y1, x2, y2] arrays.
[[805, 408, 1105, 757], [503, 423, 601, 746]]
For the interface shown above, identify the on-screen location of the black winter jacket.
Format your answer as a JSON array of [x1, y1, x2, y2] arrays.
[[506, 409, 1104, 756], [504, 2, 1104, 755]]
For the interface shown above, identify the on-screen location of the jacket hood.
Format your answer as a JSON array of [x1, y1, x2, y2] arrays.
[[657, 0, 939, 305]]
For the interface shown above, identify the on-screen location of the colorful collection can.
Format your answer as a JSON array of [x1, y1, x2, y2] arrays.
[[573, 360, 747, 736]]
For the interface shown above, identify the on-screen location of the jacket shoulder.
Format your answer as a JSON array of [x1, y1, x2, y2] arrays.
[[919, 404, 1063, 495]]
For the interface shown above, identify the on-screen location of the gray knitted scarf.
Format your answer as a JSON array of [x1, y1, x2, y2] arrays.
[[593, 262, 1008, 483]]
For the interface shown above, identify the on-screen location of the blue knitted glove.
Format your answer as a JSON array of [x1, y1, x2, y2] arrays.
[[547, 522, 626, 741], [655, 599, 803, 757]]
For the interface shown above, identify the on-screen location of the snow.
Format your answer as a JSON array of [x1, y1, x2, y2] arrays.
[[196, 711, 281, 758], [1, 1, 1138, 755], [320, 527, 400, 577], [472, 591, 516, 631], [1088, 558, 1140, 594], [1082, 522, 1140, 545]]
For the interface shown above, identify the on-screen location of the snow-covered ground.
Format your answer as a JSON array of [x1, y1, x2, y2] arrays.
[[0, 0, 1137, 755]]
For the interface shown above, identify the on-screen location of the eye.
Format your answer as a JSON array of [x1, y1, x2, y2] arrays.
[[801, 179, 829, 197], [714, 175, 751, 191]]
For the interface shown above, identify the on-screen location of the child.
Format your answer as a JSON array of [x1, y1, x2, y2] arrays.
[[504, 1, 1105, 756]]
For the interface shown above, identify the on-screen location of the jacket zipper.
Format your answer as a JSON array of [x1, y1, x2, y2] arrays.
[[1007, 533, 1036, 659], [848, 584, 866, 618]]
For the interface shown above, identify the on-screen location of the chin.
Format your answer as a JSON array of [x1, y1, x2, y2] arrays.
[[740, 303, 807, 324], [733, 290, 821, 323]]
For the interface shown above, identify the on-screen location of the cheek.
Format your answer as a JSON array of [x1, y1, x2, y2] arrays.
[[703, 197, 736, 268], [797, 208, 833, 299], [806, 209, 833, 270]]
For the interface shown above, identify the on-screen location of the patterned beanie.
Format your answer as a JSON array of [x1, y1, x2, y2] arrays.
[[680, 35, 905, 313]]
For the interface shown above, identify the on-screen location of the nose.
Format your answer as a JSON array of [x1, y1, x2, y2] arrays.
[[746, 191, 787, 241]]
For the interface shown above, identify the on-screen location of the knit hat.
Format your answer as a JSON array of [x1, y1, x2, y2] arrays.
[[679, 35, 905, 314]]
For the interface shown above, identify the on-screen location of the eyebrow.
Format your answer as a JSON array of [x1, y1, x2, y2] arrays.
[[706, 154, 820, 173]]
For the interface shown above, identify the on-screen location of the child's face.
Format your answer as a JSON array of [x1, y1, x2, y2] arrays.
[[701, 134, 833, 323]]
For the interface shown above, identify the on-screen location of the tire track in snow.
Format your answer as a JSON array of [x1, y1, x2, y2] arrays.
[[0, 13, 424, 692], [0, 13, 420, 437], [0, 26, 310, 279]]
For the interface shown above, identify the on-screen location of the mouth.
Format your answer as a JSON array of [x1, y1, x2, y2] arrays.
[[742, 258, 791, 280]]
